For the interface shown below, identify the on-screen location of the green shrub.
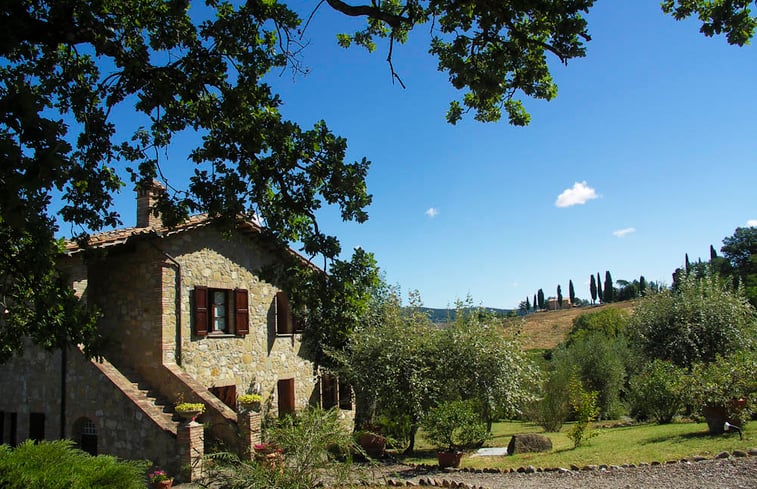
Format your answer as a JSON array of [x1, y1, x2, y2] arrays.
[[629, 271, 757, 369], [629, 359, 688, 424], [528, 367, 571, 432], [204, 407, 360, 489], [0, 440, 148, 489], [569, 308, 630, 341], [551, 331, 630, 419], [567, 376, 600, 448], [420, 400, 488, 452]]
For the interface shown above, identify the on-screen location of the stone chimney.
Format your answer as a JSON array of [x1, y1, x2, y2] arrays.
[[136, 180, 164, 228]]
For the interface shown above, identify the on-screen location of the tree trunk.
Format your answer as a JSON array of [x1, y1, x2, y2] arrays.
[[403, 424, 418, 454]]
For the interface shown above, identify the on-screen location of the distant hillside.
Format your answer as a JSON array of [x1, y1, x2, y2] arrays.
[[504, 301, 637, 351], [412, 307, 514, 324]]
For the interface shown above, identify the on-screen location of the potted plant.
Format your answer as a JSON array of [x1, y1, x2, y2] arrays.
[[238, 393, 263, 413], [148, 469, 173, 489], [691, 352, 756, 434], [355, 424, 387, 458], [174, 402, 206, 422], [420, 400, 488, 468]]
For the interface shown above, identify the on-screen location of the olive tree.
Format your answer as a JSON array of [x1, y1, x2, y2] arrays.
[[629, 271, 757, 369], [438, 298, 538, 431]]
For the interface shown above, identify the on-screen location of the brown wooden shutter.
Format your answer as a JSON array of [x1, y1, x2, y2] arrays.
[[210, 385, 237, 411], [234, 289, 249, 335], [321, 374, 337, 410], [194, 286, 209, 336], [277, 379, 295, 417], [276, 291, 292, 335]]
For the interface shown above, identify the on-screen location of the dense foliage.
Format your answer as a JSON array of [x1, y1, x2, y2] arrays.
[[420, 400, 488, 452], [335, 290, 535, 453], [628, 359, 688, 424], [629, 271, 757, 369], [0, 440, 148, 489], [551, 331, 630, 419], [204, 407, 358, 489]]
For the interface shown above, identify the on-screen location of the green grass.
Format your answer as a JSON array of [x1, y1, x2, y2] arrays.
[[396, 419, 755, 470]]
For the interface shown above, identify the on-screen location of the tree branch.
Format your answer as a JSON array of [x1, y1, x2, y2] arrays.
[[325, 0, 411, 29]]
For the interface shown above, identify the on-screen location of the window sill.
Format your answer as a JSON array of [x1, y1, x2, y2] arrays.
[[207, 333, 238, 338]]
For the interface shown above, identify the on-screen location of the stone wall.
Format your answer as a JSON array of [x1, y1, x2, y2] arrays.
[[0, 346, 178, 472], [65, 350, 178, 471], [160, 227, 319, 415], [0, 345, 63, 443]]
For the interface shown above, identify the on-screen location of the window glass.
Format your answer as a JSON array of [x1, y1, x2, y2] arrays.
[[213, 290, 227, 332]]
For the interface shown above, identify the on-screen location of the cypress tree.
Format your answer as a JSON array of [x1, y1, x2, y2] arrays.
[[525, 297, 531, 311], [569, 279, 576, 305], [685, 253, 691, 274], [534, 294, 537, 311], [590, 275, 597, 304], [597, 273, 603, 303], [537, 289, 545, 310], [604, 270, 614, 302], [710, 245, 717, 260], [639, 275, 647, 296]]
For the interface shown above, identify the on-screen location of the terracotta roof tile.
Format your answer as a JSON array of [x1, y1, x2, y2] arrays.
[[64, 214, 261, 254]]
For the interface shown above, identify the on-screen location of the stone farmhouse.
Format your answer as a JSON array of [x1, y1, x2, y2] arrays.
[[0, 183, 353, 480]]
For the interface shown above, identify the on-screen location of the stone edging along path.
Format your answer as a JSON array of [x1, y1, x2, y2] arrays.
[[374, 448, 757, 489]]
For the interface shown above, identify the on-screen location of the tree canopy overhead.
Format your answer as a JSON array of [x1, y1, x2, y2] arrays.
[[1, 0, 755, 360]]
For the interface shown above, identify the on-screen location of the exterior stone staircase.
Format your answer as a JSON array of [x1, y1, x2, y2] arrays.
[[88, 358, 180, 437]]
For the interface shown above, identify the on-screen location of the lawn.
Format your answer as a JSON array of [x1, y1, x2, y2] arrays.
[[397, 419, 755, 470]]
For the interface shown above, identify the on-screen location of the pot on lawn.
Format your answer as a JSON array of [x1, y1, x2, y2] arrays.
[[436, 450, 463, 468]]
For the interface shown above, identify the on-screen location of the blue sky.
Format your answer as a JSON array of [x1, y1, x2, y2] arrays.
[[99, 1, 757, 309]]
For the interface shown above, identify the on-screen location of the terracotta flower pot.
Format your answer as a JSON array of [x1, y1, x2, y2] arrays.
[[151, 480, 173, 489], [358, 433, 387, 458], [437, 450, 463, 468]]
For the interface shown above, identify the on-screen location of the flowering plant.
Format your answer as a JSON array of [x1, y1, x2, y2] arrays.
[[175, 402, 205, 414], [238, 393, 263, 412], [254, 442, 283, 454], [238, 393, 262, 405], [148, 470, 171, 483]]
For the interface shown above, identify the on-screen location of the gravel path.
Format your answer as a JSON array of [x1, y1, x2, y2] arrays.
[[369, 455, 757, 489]]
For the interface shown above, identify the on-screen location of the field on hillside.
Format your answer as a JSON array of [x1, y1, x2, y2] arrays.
[[503, 301, 637, 351]]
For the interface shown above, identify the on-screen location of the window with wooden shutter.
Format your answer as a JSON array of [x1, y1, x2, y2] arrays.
[[277, 379, 295, 417], [338, 380, 353, 410], [194, 286, 209, 336], [321, 374, 338, 410], [275, 291, 293, 335], [234, 289, 249, 335]]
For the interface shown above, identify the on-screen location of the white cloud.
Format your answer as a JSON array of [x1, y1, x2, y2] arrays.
[[613, 227, 636, 238], [747, 219, 757, 227], [425, 207, 439, 218], [555, 181, 598, 208]]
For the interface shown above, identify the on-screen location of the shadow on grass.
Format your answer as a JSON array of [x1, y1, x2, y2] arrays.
[[642, 429, 717, 445]]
